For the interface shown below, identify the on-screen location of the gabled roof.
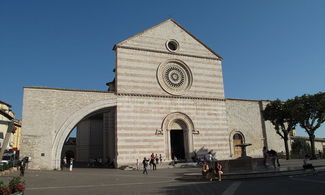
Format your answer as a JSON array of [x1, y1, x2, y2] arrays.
[[113, 18, 223, 60]]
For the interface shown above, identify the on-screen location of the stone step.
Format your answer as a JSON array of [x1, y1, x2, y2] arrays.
[[182, 166, 325, 181]]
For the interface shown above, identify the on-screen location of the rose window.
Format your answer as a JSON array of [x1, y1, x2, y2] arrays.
[[157, 60, 192, 96]]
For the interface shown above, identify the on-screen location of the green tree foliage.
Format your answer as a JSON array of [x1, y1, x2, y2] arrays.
[[291, 137, 311, 158], [263, 99, 298, 160], [293, 92, 325, 159]]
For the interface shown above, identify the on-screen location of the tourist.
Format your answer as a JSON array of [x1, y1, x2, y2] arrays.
[[150, 153, 156, 170], [267, 149, 280, 168], [303, 154, 316, 174], [201, 162, 209, 179], [62, 156, 67, 170], [69, 158, 74, 171], [206, 152, 213, 167], [155, 154, 159, 165], [142, 157, 149, 175], [208, 161, 215, 181], [19, 159, 26, 176], [216, 161, 223, 181]]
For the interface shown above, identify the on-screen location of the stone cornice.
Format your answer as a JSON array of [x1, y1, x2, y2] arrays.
[[117, 92, 225, 101], [24, 86, 113, 94], [115, 45, 221, 61]]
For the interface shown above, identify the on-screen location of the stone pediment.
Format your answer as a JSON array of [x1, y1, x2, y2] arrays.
[[114, 18, 222, 60]]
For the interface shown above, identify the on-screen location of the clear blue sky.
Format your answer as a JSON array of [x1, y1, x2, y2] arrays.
[[1, 0, 324, 137]]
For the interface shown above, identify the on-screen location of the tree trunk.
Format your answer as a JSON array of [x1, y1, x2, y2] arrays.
[[309, 134, 316, 159], [283, 135, 290, 160]]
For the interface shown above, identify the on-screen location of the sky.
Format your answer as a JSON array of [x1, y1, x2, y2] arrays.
[[0, 0, 324, 138]]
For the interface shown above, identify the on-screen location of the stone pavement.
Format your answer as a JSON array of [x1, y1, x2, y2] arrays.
[[1, 159, 324, 195]]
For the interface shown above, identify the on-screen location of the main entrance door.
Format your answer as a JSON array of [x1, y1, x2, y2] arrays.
[[170, 130, 185, 160]]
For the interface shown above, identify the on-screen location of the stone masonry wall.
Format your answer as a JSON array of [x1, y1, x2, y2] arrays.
[[21, 87, 116, 170]]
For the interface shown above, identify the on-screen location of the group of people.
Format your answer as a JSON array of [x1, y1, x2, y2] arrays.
[[201, 160, 223, 181], [62, 156, 74, 171], [142, 153, 162, 174], [263, 147, 281, 168]]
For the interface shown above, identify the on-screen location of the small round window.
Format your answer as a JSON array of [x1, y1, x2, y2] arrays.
[[166, 40, 179, 52]]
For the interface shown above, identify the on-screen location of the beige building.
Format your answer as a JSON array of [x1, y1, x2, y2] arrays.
[[0, 101, 21, 152], [21, 19, 286, 170]]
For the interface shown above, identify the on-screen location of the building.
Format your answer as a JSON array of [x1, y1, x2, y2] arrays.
[[0, 101, 22, 153], [21, 19, 286, 170]]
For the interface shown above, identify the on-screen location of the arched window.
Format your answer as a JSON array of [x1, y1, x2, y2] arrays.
[[233, 133, 244, 157]]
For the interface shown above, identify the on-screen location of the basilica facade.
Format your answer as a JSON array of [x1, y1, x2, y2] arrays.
[[21, 19, 285, 170]]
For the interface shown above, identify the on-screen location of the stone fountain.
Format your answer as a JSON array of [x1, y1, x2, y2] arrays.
[[219, 143, 264, 171], [235, 143, 252, 159]]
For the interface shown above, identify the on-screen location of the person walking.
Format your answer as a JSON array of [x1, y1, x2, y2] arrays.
[[69, 158, 74, 171], [19, 159, 26, 176], [142, 157, 149, 175]]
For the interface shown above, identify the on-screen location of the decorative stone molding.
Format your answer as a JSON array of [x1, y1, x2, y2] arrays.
[[117, 92, 225, 101], [115, 45, 221, 61], [161, 112, 194, 160], [229, 129, 246, 158], [192, 129, 200, 134], [155, 128, 163, 135]]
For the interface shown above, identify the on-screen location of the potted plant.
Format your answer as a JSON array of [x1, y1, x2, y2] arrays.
[[8, 177, 25, 195], [0, 182, 10, 195]]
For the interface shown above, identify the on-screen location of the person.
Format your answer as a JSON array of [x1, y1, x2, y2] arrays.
[[201, 162, 209, 179], [150, 153, 156, 170], [267, 149, 280, 168], [62, 157, 67, 170], [262, 146, 268, 167], [69, 158, 74, 171], [142, 157, 149, 175], [216, 161, 223, 181], [303, 154, 316, 174], [149, 153, 155, 169], [155, 154, 159, 165], [19, 159, 26, 176], [206, 152, 213, 168], [208, 161, 215, 181], [159, 154, 162, 164]]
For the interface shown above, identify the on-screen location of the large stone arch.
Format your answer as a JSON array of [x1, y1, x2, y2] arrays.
[[161, 112, 194, 160], [51, 99, 117, 169]]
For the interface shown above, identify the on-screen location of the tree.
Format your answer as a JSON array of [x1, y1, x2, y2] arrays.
[[291, 137, 311, 158], [294, 92, 325, 159], [262, 99, 298, 160]]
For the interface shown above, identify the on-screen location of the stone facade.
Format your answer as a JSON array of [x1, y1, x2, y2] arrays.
[[21, 19, 287, 170]]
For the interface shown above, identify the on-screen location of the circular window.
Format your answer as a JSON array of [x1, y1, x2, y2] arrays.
[[166, 40, 179, 52], [157, 60, 192, 96]]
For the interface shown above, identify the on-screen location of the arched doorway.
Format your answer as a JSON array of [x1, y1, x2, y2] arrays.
[[52, 99, 117, 170], [161, 112, 194, 161], [233, 133, 244, 158], [170, 120, 187, 160], [60, 107, 116, 168]]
